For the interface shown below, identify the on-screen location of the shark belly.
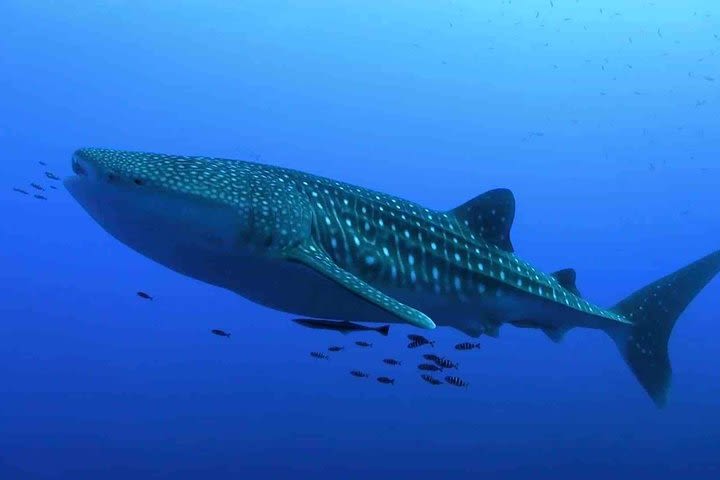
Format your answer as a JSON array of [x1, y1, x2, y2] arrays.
[[66, 176, 404, 322], [221, 256, 409, 323], [368, 274, 614, 336], [488, 286, 611, 331]]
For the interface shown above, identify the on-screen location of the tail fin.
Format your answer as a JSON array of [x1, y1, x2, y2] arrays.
[[608, 250, 720, 407], [376, 325, 390, 336]]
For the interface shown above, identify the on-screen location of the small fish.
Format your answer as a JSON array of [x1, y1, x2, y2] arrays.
[[422, 353, 442, 362], [328, 346, 344, 352], [39, 161, 47, 166], [211, 329, 231, 337], [421, 374, 443, 385], [455, 342, 482, 351], [350, 370, 369, 378], [49, 185, 57, 190], [383, 358, 401, 366], [34, 194, 47, 200], [434, 358, 459, 369], [377, 376, 395, 385], [30, 183, 44, 191], [407, 341, 426, 349], [418, 363, 443, 372], [355, 341, 372, 347], [704, 76, 715, 82], [407, 334, 433, 345], [45, 171, 60, 181], [136, 291, 153, 300], [445, 376, 469, 387], [293, 318, 390, 336], [310, 351, 328, 359], [12, 188, 29, 195]]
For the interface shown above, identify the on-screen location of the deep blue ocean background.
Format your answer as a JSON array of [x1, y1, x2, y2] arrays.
[[1, 1, 718, 478]]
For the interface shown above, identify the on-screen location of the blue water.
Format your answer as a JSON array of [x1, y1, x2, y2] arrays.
[[1, 1, 719, 478]]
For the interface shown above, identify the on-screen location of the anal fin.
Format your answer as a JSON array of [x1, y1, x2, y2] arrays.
[[542, 326, 571, 343], [483, 322, 501, 338]]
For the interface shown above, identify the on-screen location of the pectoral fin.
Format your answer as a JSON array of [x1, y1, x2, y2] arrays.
[[283, 243, 436, 329]]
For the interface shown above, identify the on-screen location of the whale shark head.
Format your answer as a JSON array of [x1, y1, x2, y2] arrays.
[[64, 148, 307, 276]]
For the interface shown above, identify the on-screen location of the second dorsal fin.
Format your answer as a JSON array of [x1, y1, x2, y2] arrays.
[[449, 188, 515, 252], [552, 268, 581, 297]]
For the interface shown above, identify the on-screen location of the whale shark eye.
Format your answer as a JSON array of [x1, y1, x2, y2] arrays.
[[133, 178, 144, 186]]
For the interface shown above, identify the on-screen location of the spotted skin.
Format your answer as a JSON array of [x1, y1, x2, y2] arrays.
[[293, 175, 628, 329], [66, 148, 720, 406]]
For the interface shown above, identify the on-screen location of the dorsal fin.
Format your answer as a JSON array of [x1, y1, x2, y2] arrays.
[[450, 188, 515, 252], [551, 268, 581, 297]]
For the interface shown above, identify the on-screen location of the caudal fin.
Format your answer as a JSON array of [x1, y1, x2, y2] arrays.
[[608, 250, 720, 407]]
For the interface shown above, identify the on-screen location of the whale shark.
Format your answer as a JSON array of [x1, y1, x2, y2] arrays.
[[64, 147, 720, 406]]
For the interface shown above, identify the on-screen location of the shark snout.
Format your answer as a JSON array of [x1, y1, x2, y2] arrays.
[[71, 152, 88, 177], [71, 148, 106, 181], [65, 150, 93, 201], [65, 149, 109, 205]]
